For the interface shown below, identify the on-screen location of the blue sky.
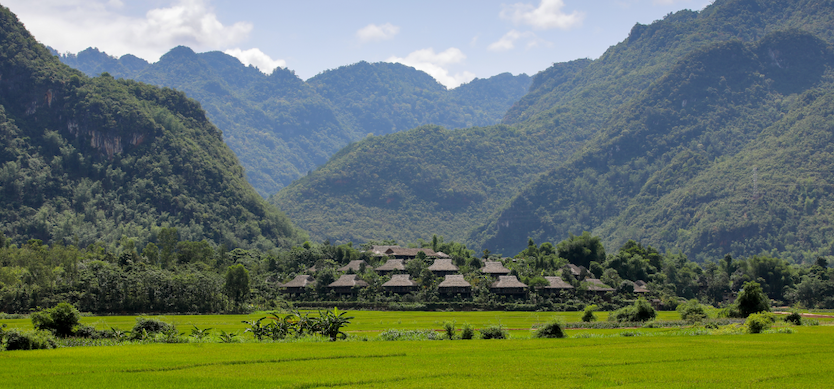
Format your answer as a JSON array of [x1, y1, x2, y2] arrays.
[[6, 0, 712, 87]]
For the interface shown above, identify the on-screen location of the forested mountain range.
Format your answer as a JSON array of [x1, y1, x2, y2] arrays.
[[54, 48, 531, 197], [273, 0, 834, 264], [0, 6, 306, 251]]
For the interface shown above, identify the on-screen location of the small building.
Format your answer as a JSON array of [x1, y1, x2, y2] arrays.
[[563, 264, 589, 279], [375, 259, 405, 274], [328, 274, 369, 294], [438, 274, 472, 296], [633, 280, 650, 294], [435, 252, 451, 259], [337, 260, 368, 273], [368, 246, 438, 260], [490, 275, 528, 295], [584, 278, 615, 293], [428, 258, 459, 277], [279, 275, 316, 294], [540, 276, 574, 294], [481, 260, 511, 276], [382, 274, 418, 294]]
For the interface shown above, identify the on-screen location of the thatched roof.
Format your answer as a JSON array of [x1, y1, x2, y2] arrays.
[[369, 246, 438, 258], [491, 275, 528, 289], [543, 276, 574, 289], [435, 251, 451, 258], [564, 264, 587, 277], [375, 259, 405, 272], [428, 258, 459, 272], [337, 260, 368, 272], [369, 245, 400, 256], [307, 265, 317, 273], [382, 274, 418, 287], [585, 278, 615, 292], [280, 275, 315, 288], [633, 280, 649, 293], [439, 274, 471, 288], [328, 274, 369, 288], [481, 260, 511, 274]]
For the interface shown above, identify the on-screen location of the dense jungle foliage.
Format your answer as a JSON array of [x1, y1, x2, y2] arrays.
[[0, 7, 306, 251], [475, 29, 834, 262], [2, 230, 832, 314], [55, 49, 531, 197], [273, 0, 834, 261]]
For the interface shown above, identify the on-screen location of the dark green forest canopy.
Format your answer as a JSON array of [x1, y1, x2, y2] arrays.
[[474, 29, 834, 263], [55, 50, 532, 198], [272, 0, 834, 258], [0, 6, 306, 251]]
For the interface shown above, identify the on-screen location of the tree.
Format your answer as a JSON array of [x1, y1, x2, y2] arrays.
[[30, 302, 80, 337], [556, 232, 606, 268], [735, 281, 770, 317], [224, 264, 250, 306]]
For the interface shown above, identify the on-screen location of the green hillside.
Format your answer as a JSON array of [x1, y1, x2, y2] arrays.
[[272, 0, 834, 247], [56, 50, 531, 197], [474, 30, 834, 262], [0, 6, 306, 250]]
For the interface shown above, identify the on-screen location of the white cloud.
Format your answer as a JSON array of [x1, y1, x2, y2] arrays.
[[5, 0, 252, 62], [500, 0, 585, 30], [356, 23, 400, 43], [488, 29, 551, 51], [386, 48, 475, 89], [224, 48, 286, 74]]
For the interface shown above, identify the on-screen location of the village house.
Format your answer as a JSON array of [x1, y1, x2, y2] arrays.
[[337, 260, 368, 273], [428, 258, 459, 277], [490, 275, 528, 296], [540, 276, 574, 294], [328, 274, 368, 295], [382, 274, 418, 294], [438, 274, 472, 297], [480, 260, 511, 276], [584, 278, 615, 293], [279, 275, 315, 294], [375, 258, 406, 274], [368, 245, 438, 260]]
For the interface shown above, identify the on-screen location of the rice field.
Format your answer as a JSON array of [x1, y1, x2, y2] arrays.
[[2, 311, 833, 388]]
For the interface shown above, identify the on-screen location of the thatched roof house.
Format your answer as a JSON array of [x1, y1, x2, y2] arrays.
[[435, 251, 451, 258], [337, 260, 368, 273], [279, 275, 316, 294], [490, 275, 528, 295], [540, 276, 574, 294], [584, 278, 615, 293], [428, 258, 459, 276], [633, 280, 649, 293], [375, 259, 405, 274], [368, 245, 438, 259], [438, 274, 471, 296], [382, 274, 418, 294], [481, 261, 511, 275], [328, 274, 369, 294], [563, 264, 589, 278]]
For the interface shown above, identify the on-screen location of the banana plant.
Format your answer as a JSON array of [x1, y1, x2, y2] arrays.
[[317, 307, 354, 341]]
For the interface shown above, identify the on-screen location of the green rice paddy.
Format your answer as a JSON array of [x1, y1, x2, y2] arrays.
[[2, 311, 833, 388]]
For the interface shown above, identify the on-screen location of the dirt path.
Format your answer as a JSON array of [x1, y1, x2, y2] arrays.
[[773, 311, 834, 319]]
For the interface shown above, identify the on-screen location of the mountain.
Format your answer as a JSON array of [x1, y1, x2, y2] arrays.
[[473, 29, 834, 263], [0, 6, 306, 250], [54, 49, 532, 197], [272, 0, 834, 255]]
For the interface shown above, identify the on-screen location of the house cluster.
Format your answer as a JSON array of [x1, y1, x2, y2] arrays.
[[279, 246, 649, 297]]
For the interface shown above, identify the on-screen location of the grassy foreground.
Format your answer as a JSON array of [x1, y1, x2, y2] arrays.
[[0, 326, 831, 388]]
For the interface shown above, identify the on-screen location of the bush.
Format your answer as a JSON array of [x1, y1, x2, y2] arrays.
[[609, 298, 656, 322], [460, 323, 475, 340], [735, 281, 770, 317], [377, 329, 439, 341], [533, 320, 565, 338], [442, 321, 456, 340], [132, 317, 174, 339], [746, 312, 775, 334], [73, 325, 105, 339], [2, 329, 57, 350], [677, 299, 708, 323], [783, 311, 802, 325], [479, 325, 508, 340], [30, 303, 81, 337], [581, 305, 597, 322]]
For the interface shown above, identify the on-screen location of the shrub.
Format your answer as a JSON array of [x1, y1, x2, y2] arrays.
[[533, 320, 565, 338], [73, 325, 105, 339], [377, 329, 439, 341], [746, 312, 775, 334], [460, 323, 475, 340], [132, 317, 174, 339], [677, 299, 708, 323], [581, 305, 597, 322], [735, 281, 770, 317], [609, 298, 656, 322], [783, 311, 802, 325], [479, 325, 508, 340], [2, 329, 57, 350], [30, 302, 81, 337], [442, 321, 456, 340]]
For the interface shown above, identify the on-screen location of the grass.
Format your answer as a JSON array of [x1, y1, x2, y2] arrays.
[[0, 326, 832, 388]]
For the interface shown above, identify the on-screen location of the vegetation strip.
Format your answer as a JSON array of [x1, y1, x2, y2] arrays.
[[119, 353, 407, 373]]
